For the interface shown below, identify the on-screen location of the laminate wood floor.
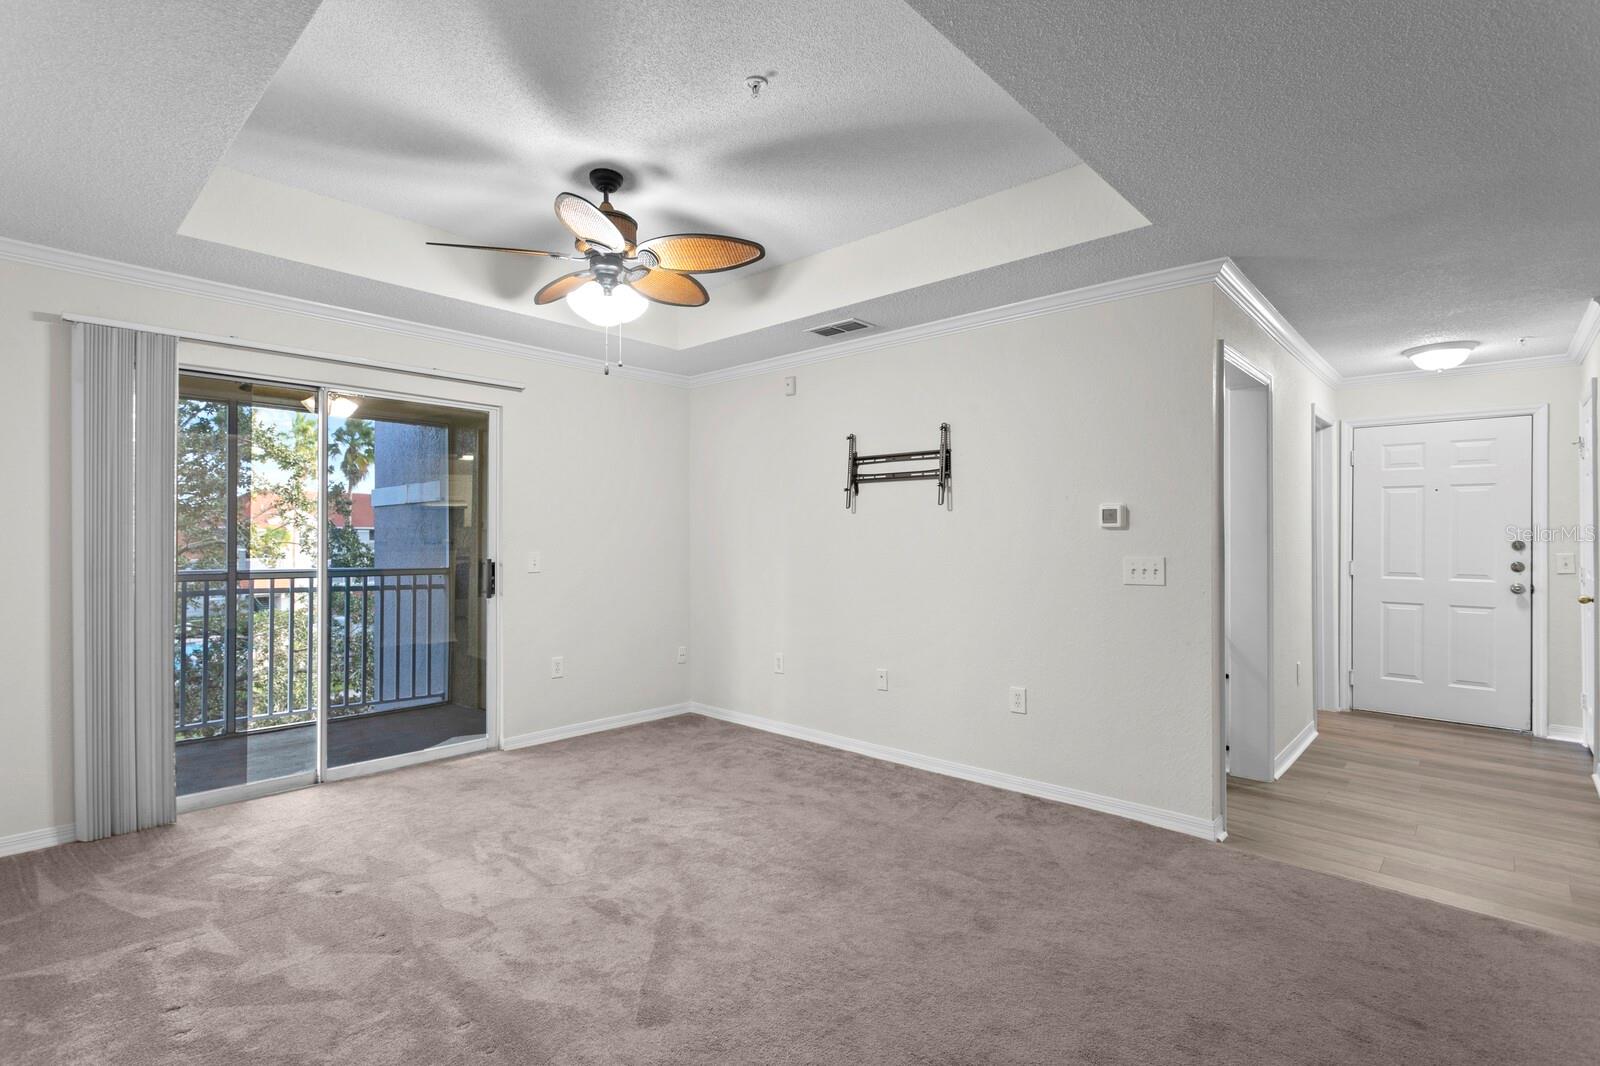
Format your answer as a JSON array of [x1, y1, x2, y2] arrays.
[[1226, 710, 1600, 943]]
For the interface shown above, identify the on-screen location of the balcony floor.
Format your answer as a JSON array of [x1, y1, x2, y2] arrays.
[[177, 702, 486, 796]]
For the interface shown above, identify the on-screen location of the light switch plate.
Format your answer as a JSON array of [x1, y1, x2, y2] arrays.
[[1556, 552, 1576, 575], [676, 646, 687, 664], [784, 375, 797, 396], [1123, 556, 1166, 586]]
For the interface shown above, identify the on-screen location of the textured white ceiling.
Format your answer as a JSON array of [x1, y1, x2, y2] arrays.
[[1, 1, 1597, 380], [223, 0, 1079, 279]]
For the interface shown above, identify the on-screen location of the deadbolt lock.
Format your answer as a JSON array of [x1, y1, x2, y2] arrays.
[[1511, 539, 1527, 551], [1510, 560, 1526, 573]]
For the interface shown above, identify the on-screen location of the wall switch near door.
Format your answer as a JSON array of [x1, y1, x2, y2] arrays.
[[1122, 556, 1166, 586]]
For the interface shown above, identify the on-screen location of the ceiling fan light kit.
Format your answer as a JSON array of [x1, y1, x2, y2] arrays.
[[427, 167, 766, 331]]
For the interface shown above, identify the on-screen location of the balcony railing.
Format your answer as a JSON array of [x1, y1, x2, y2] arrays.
[[175, 567, 451, 741]]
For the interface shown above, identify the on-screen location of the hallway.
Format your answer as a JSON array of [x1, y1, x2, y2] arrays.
[[1227, 710, 1600, 943]]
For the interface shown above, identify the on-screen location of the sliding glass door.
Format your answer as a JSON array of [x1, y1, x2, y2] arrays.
[[174, 372, 492, 804], [175, 375, 321, 797], [323, 394, 489, 770]]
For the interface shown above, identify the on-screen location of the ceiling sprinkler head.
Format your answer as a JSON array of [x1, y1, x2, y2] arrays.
[[746, 75, 768, 99]]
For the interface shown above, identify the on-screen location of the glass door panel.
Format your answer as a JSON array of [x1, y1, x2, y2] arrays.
[[175, 374, 321, 796], [324, 393, 488, 768]]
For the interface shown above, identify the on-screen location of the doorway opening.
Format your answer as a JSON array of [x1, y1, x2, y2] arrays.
[[1222, 350, 1273, 782], [174, 371, 495, 808]]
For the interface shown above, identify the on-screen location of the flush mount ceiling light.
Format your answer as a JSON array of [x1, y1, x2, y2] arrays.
[[427, 168, 766, 328], [1404, 341, 1479, 372]]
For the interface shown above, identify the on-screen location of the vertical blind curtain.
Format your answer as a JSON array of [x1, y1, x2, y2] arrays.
[[72, 323, 178, 840]]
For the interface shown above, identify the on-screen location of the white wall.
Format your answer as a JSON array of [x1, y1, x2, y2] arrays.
[[1339, 363, 1583, 732], [1214, 296, 1339, 772], [689, 284, 1223, 829], [0, 256, 691, 842]]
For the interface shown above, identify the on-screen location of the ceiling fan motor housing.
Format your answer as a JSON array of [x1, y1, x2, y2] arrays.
[[585, 168, 637, 251]]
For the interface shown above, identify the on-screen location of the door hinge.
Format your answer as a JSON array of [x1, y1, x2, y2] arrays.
[[1348, 668, 1355, 687], [1348, 560, 1356, 576], [1348, 451, 1355, 468], [481, 558, 498, 598]]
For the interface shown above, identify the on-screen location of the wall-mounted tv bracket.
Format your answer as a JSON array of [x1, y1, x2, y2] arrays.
[[844, 423, 951, 512]]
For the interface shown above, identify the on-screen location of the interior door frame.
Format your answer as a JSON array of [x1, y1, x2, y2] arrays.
[[1338, 405, 1549, 737], [1312, 407, 1339, 712], [1221, 344, 1274, 782], [1581, 378, 1600, 777], [174, 357, 504, 804]]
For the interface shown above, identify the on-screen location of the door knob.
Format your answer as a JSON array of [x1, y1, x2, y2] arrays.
[[1510, 583, 1527, 594], [1581, 595, 1594, 605], [1510, 560, 1526, 573]]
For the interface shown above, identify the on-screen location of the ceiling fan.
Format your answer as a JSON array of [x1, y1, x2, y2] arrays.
[[427, 167, 765, 327]]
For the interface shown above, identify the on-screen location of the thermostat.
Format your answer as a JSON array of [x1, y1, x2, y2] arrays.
[[1099, 503, 1128, 530]]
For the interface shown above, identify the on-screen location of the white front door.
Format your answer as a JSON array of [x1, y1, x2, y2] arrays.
[[1581, 381, 1597, 755], [1351, 416, 1533, 730]]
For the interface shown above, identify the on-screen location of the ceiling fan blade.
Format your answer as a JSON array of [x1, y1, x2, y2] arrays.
[[634, 233, 765, 274], [629, 269, 709, 307], [554, 192, 626, 252], [426, 241, 580, 260], [534, 270, 594, 305]]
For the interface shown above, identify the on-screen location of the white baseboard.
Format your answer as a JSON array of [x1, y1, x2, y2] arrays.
[[501, 702, 690, 751], [690, 702, 1222, 841], [1545, 724, 1588, 747], [1274, 719, 1319, 779], [0, 823, 76, 858]]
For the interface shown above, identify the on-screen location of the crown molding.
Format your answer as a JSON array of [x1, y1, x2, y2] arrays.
[[691, 256, 1339, 390], [1212, 259, 1341, 388], [0, 234, 692, 388], [0, 233, 1364, 394], [1337, 347, 1581, 387], [1567, 298, 1600, 365]]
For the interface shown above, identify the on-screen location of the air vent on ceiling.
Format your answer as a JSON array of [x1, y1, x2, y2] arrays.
[[807, 317, 873, 338]]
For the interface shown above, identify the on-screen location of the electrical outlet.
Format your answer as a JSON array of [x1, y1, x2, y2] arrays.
[[784, 375, 797, 396], [676, 646, 687, 664], [1009, 686, 1028, 715], [1122, 556, 1166, 586], [774, 652, 785, 674], [876, 668, 889, 691], [527, 551, 542, 573], [550, 656, 565, 679]]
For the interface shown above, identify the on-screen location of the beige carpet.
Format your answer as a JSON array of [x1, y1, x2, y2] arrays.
[[2, 715, 1597, 1064]]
